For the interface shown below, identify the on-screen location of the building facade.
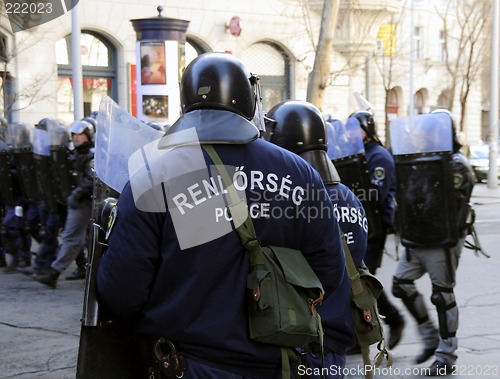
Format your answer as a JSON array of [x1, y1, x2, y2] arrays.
[[0, 0, 486, 144]]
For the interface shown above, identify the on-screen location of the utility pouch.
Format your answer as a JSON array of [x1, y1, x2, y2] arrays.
[[247, 245, 324, 348], [350, 267, 384, 346]]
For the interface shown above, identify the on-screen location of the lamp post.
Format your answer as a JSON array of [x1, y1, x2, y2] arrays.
[[488, 0, 499, 188]]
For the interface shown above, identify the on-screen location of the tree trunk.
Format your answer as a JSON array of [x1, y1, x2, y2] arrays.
[[306, 0, 340, 111]]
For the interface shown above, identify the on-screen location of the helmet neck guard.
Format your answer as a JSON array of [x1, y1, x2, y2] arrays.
[[158, 109, 259, 149], [299, 149, 340, 185]]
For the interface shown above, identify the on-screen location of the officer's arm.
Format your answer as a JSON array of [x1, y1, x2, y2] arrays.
[[71, 157, 94, 201], [369, 152, 395, 205], [96, 183, 162, 320], [300, 178, 346, 298]]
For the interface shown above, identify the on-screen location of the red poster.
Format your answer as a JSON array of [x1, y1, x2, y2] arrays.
[[130, 64, 137, 117]]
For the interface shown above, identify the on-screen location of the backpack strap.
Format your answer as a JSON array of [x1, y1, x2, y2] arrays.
[[340, 232, 392, 379], [202, 144, 323, 379], [202, 144, 264, 267]]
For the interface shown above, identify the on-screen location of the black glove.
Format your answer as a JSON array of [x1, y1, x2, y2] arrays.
[[67, 193, 81, 209]]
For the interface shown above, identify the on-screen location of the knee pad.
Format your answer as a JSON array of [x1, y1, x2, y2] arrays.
[[392, 276, 413, 299], [430, 287, 457, 339], [430, 291, 447, 309]]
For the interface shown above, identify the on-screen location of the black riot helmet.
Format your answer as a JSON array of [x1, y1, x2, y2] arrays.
[[69, 119, 94, 144], [264, 100, 340, 184], [180, 52, 258, 120], [349, 110, 380, 143]]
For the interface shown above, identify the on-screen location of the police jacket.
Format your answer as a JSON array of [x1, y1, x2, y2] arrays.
[[364, 140, 396, 228], [69, 142, 94, 206], [319, 182, 368, 354], [97, 112, 345, 378]]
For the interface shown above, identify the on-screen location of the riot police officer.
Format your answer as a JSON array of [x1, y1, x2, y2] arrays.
[[391, 110, 475, 375], [17, 118, 65, 277], [264, 100, 368, 378], [32, 119, 94, 288], [347, 111, 405, 350], [1, 122, 33, 272], [96, 52, 346, 378], [0, 117, 10, 267]]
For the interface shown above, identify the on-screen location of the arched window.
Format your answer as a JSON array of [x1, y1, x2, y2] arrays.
[[437, 90, 451, 109], [386, 87, 401, 121], [56, 31, 117, 122], [240, 42, 291, 112], [414, 89, 428, 114]]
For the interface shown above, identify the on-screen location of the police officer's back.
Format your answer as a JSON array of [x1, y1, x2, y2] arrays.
[[96, 53, 345, 378], [264, 100, 368, 376]]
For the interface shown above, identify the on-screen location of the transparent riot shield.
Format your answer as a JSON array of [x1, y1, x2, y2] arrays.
[[0, 140, 14, 205], [76, 175, 132, 379], [49, 121, 74, 204], [329, 117, 383, 242], [77, 96, 163, 379], [390, 113, 458, 248], [33, 124, 59, 212], [7, 123, 39, 202]]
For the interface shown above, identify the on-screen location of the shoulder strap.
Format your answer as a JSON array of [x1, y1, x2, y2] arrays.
[[341, 232, 363, 297], [340, 231, 393, 379], [202, 144, 264, 267]]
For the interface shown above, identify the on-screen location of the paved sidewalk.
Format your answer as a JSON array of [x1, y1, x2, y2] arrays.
[[0, 183, 499, 378], [344, 183, 500, 378]]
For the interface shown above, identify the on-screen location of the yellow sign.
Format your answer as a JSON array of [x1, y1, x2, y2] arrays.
[[377, 24, 396, 56]]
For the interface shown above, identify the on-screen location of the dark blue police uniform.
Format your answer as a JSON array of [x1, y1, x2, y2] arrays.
[[305, 182, 367, 378], [364, 139, 396, 256], [97, 138, 345, 379]]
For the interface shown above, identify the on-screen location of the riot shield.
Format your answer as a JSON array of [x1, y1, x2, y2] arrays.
[[0, 140, 14, 205], [95, 96, 164, 193], [33, 124, 59, 212], [390, 113, 458, 248], [77, 96, 163, 378], [49, 121, 74, 203], [75, 174, 138, 379], [329, 117, 383, 242], [7, 123, 39, 202]]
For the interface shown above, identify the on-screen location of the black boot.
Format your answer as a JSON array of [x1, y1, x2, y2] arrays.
[[33, 267, 60, 289], [17, 265, 46, 277], [65, 265, 87, 280], [415, 346, 438, 364], [388, 319, 406, 349]]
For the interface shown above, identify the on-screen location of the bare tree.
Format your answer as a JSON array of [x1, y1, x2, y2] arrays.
[[306, 0, 340, 110], [371, 0, 411, 145], [303, 0, 401, 123], [0, 29, 57, 119], [438, 0, 490, 131]]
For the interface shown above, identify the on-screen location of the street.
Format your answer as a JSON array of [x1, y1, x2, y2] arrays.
[[1, 183, 499, 378]]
